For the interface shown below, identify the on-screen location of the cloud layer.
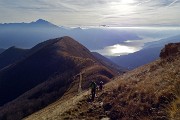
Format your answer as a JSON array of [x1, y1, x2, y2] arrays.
[[0, 0, 179, 26]]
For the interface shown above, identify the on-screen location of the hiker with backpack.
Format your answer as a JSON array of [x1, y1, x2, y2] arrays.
[[90, 80, 97, 101], [99, 81, 103, 91]]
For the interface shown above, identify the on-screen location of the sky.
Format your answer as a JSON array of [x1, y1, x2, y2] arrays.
[[0, 0, 180, 26]]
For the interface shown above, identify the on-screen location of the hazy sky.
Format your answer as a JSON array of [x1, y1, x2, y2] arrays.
[[0, 0, 180, 26]]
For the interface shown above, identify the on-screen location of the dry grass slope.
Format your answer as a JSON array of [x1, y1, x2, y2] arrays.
[[24, 43, 180, 120], [104, 56, 180, 120]]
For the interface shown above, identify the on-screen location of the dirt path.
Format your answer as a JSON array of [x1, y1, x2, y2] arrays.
[[24, 66, 109, 120], [24, 68, 91, 120]]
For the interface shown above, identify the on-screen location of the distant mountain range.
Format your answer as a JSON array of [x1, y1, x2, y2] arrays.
[[144, 34, 180, 48], [0, 19, 140, 49], [0, 36, 125, 120], [110, 47, 161, 69], [0, 19, 179, 70], [0, 19, 58, 28], [110, 35, 180, 69], [0, 19, 64, 48]]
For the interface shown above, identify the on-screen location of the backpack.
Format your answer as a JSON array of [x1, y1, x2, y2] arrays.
[[91, 82, 97, 89]]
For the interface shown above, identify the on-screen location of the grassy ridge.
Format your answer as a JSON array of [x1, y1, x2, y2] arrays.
[[57, 44, 180, 120]]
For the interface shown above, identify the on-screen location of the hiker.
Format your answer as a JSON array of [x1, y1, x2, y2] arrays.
[[90, 80, 97, 101], [99, 81, 103, 91]]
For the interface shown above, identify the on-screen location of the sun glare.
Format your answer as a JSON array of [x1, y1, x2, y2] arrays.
[[108, 0, 136, 16]]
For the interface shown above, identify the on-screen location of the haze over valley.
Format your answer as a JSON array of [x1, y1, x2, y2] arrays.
[[0, 19, 180, 69], [0, 0, 180, 120]]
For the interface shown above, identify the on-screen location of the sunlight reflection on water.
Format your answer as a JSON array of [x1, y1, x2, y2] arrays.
[[91, 27, 180, 56]]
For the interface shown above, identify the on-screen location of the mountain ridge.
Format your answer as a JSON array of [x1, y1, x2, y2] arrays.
[[0, 36, 119, 120], [92, 52, 127, 72], [0, 48, 5, 54], [110, 35, 180, 69], [0, 19, 140, 51], [0, 46, 29, 70], [0, 19, 59, 28], [24, 42, 180, 120]]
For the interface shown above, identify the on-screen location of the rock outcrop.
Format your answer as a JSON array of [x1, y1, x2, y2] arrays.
[[160, 43, 180, 58]]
